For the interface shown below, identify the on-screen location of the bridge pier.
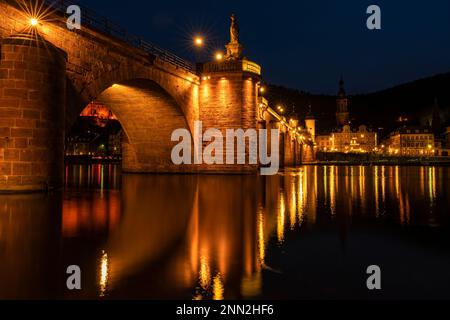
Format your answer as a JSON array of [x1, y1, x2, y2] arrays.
[[198, 60, 261, 173], [0, 32, 67, 192], [302, 144, 316, 163]]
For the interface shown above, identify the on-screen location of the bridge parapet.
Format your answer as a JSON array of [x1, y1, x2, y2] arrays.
[[200, 59, 261, 76], [7, 0, 196, 73], [258, 97, 316, 166]]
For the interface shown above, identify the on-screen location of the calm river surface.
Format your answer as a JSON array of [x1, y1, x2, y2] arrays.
[[1, 165, 450, 300]]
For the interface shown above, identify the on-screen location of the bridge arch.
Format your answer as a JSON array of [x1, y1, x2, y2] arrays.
[[65, 61, 200, 135], [71, 78, 194, 173]]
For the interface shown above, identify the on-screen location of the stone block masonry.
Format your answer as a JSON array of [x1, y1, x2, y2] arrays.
[[0, 32, 67, 192]]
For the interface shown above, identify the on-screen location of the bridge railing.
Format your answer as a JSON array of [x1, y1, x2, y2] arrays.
[[259, 98, 314, 145], [43, 0, 196, 72]]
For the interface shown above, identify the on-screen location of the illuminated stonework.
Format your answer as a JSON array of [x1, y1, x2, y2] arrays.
[[317, 79, 377, 154], [80, 102, 118, 120], [384, 127, 435, 156], [317, 125, 377, 153]]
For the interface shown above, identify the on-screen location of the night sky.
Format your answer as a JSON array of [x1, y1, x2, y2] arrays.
[[78, 0, 450, 95]]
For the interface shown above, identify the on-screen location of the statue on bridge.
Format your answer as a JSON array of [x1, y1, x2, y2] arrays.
[[230, 14, 240, 44], [225, 14, 244, 61]]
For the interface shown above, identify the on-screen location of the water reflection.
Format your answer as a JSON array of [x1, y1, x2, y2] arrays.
[[1, 165, 450, 299], [99, 250, 109, 298]]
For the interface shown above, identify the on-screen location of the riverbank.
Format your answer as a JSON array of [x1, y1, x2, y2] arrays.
[[65, 156, 121, 165], [311, 160, 450, 166], [314, 153, 450, 166]]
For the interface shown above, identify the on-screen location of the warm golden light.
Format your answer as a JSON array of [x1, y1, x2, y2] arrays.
[[30, 18, 38, 26], [328, 166, 336, 215], [277, 193, 286, 244], [199, 255, 211, 289], [290, 180, 297, 229], [99, 250, 109, 297], [215, 52, 223, 61], [212, 274, 224, 300], [259, 86, 266, 93], [257, 210, 265, 264], [194, 37, 204, 46]]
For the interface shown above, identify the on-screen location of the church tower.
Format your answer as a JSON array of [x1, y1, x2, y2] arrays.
[[305, 105, 316, 142], [431, 98, 443, 134], [336, 77, 350, 127]]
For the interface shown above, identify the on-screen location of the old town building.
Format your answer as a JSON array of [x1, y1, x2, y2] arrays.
[[385, 126, 435, 156], [316, 79, 377, 153]]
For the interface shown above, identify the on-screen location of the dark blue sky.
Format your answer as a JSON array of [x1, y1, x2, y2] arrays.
[[79, 0, 450, 94]]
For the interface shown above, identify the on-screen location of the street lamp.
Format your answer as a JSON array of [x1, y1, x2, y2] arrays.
[[277, 106, 284, 114], [215, 52, 223, 61], [427, 144, 433, 156], [30, 18, 39, 27], [194, 36, 204, 47]]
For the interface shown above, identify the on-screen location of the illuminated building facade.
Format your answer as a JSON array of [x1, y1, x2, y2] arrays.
[[331, 125, 377, 153], [80, 102, 118, 122], [316, 135, 333, 152], [445, 127, 450, 149], [441, 127, 450, 156], [65, 135, 96, 156], [316, 79, 377, 153], [109, 132, 122, 156], [385, 127, 435, 156]]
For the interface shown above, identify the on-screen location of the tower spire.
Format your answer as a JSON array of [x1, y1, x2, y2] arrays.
[[336, 77, 350, 126], [306, 103, 315, 119], [305, 103, 316, 142], [339, 75, 346, 97], [431, 97, 442, 133]]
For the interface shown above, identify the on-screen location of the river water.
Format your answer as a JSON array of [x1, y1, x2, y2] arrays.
[[1, 165, 449, 299]]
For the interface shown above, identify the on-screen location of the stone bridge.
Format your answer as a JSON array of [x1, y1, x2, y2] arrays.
[[0, 0, 315, 192]]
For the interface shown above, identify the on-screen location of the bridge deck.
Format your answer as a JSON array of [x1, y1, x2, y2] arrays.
[[42, 0, 195, 72]]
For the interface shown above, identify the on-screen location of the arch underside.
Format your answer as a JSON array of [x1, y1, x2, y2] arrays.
[[95, 79, 191, 173]]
